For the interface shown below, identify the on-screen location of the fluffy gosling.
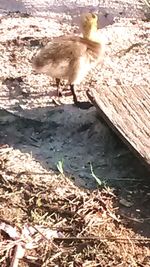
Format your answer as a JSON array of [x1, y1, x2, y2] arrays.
[[32, 13, 104, 109]]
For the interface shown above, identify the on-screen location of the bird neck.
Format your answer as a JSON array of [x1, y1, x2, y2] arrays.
[[83, 27, 100, 43]]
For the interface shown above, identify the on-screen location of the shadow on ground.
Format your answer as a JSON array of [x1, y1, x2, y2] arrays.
[[0, 0, 147, 30], [0, 0, 149, 244], [0, 105, 149, 237]]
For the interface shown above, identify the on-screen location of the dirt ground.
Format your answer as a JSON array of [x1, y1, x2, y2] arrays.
[[0, 0, 150, 266]]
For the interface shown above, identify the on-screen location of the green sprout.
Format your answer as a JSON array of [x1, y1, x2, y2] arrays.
[[90, 163, 106, 187], [57, 159, 64, 175]]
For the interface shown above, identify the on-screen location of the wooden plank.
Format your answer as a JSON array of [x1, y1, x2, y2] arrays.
[[87, 85, 150, 170]]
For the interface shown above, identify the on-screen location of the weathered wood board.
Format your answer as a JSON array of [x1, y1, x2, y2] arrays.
[[87, 85, 150, 170]]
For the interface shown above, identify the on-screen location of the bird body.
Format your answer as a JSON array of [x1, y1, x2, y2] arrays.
[[33, 36, 103, 84], [32, 13, 104, 108]]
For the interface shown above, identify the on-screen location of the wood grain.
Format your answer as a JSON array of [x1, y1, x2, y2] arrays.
[[87, 85, 150, 170]]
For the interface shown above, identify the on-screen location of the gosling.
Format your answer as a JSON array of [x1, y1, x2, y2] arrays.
[[32, 13, 104, 109]]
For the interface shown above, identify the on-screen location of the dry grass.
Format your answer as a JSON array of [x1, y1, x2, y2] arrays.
[[0, 146, 150, 267], [0, 2, 150, 266]]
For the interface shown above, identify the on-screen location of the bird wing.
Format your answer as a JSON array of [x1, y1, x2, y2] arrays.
[[33, 36, 87, 70]]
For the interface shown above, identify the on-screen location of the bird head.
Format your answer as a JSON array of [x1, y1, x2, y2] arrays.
[[80, 13, 98, 37]]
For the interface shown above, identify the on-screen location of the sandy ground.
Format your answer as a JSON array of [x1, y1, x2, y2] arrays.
[[0, 0, 149, 180], [0, 1, 150, 265]]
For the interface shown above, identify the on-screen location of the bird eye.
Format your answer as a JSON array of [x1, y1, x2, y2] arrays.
[[91, 13, 96, 19]]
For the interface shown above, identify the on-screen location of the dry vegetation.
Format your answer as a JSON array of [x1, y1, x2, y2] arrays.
[[0, 0, 150, 266], [0, 146, 150, 267]]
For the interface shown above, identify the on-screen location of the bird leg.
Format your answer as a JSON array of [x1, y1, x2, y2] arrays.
[[56, 78, 62, 97], [70, 84, 78, 104], [70, 84, 93, 110]]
